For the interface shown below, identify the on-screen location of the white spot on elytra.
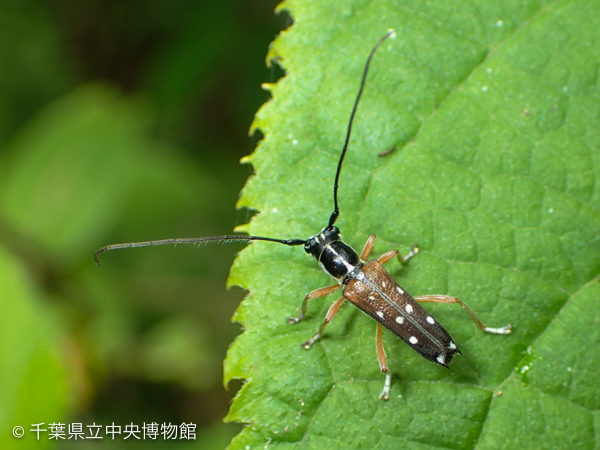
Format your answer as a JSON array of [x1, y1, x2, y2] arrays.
[[382, 281, 387, 288], [427, 316, 435, 324], [368, 295, 376, 301], [437, 354, 446, 364], [405, 304, 413, 314], [376, 311, 384, 319], [409, 336, 418, 345], [395, 316, 404, 325], [448, 341, 457, 350], [396, 286, 404, 295]]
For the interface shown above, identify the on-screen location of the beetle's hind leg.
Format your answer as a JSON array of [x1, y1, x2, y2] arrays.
[[376, 323, 392, 400], [414, 295, 512, 335]]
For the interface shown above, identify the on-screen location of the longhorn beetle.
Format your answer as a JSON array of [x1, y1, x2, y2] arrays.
[[95, 30, 512, 400]]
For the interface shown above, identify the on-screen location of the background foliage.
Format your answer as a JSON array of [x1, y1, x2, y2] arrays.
[[0, 0, 285, 448]]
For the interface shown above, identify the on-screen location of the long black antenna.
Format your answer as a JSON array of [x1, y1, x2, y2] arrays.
[[328, 29, 395, 227], [95, 235, 305, 266]]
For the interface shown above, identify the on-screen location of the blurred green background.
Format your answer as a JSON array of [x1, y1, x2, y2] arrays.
[[0, 0, 287, 448]]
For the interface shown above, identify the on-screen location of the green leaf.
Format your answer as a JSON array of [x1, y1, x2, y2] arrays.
[[0, 246, 68, 449], [225, 1, 600, 448], [0, 84, 154, 264]]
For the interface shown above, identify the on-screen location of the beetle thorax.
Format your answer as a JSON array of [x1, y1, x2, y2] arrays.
[[304, 226, 363, 284]]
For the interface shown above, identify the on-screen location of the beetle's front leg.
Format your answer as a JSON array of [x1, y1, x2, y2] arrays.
[[300, 296, 346, 349], [287, 284, 340, 324]]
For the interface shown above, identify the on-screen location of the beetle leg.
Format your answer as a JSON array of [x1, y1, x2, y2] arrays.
[[376, 323, 391, 400], [414, 295, 513, 335], [378, 250, 398, 265], [378, 243, 419, 265], [360, 235, 377, 260], [287, 284, 340, 324], [362, 235, 418, 266], [376, 323, 388, 372], [401, 243, 419, 264], [381, 373, 392, 401], [301, 296, 346, 349]]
